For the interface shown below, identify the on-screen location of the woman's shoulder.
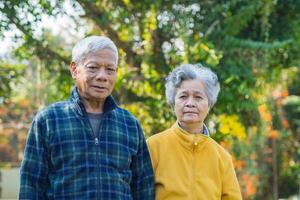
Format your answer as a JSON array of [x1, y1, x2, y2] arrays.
[[206, 138, 232, 160], [147, 127, 175, 145]]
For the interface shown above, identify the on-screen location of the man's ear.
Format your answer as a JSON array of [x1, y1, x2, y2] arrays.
[[70, 62, 77, 79]]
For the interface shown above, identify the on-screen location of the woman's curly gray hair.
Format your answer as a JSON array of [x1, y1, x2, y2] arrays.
[[165, 63, 220, 109]]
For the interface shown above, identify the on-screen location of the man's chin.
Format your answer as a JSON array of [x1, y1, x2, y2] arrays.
[[95, 95, 109, 100], [89, 93, 110, 101], [91, 90, 110, 97]]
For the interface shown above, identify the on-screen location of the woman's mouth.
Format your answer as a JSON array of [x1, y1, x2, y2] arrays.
[[183, 111, 198, 114]]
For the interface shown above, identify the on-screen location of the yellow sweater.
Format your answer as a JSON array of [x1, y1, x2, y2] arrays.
[[147, 123, 242, 200]]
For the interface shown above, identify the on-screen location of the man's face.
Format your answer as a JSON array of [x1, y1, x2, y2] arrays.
[[70, 49, 117, 102]]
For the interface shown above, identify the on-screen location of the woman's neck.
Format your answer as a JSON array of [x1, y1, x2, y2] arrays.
[[178, 121, 204, 134]]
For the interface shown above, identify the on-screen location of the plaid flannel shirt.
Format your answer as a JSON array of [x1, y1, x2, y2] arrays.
[[19, 87, 155, 199]]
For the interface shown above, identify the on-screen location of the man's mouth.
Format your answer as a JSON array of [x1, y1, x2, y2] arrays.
[[92, 86, 107, 90]]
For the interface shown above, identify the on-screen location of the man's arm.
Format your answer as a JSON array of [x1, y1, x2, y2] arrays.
[[130, 121, 155, 200], [19, 115, 49, 199]]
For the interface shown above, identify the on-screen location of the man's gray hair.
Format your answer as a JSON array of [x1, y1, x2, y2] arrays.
[[72, 35, 118, 65], [165, 63, 220, 108]]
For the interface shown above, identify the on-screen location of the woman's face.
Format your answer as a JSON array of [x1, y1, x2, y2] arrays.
[[174, 79, 209, 126]]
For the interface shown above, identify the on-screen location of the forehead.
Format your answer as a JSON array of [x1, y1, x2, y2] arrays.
[[177, 79, 205, 93], [83, 49, 117, 65]]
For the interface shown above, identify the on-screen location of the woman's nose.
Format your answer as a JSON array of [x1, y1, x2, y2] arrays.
[[186, 97, 196, 107]]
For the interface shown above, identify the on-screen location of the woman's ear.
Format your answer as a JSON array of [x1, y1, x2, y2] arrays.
[[69, 62, 77, 79]]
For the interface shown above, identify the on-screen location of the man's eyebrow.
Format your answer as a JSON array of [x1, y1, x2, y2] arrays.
[[85, 61, 98, 65], [85, 61, 116, 66]]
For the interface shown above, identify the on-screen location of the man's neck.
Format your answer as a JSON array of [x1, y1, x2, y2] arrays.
[[81, 97, 105, 113]]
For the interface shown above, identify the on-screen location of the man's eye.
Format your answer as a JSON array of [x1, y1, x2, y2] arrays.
[[107, 68, 115, 71], [88, 66, 97, 69], [179, 95, 186, 99], [195, 96, 202, 99]]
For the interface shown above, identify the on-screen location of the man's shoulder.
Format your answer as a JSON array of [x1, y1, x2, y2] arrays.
[[113, 107, 138, 122], [35, 100, 74, 120]]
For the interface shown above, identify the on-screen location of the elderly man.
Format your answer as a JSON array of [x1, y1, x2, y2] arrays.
[[19, 36, 155, 199]]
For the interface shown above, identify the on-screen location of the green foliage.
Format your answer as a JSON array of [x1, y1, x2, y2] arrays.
[[283, 96, 300, 133], [224, 36, 293, 50], [279, 164, 300, 198], [0, 62, 25, 103]]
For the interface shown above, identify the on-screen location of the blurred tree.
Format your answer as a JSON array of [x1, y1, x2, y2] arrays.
[[0, 62, 25, 103]]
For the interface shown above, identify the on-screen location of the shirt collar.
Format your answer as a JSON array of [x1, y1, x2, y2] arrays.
[[176, 121, 210, 136], [172, 122, 209, 152], [203, 124, 210, 136]]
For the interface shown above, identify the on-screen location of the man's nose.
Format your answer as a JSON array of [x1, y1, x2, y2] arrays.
[[95, 68, 107, 80]]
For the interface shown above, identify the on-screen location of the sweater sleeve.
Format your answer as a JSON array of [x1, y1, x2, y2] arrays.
[[19, 115, 49, 199], [130, 121, 155, 200], [221, 155, 243, 200]]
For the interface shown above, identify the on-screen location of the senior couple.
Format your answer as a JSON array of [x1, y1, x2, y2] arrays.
[[20, 35, 242, 200]]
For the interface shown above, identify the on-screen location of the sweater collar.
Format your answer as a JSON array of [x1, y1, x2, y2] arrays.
[[171, 122, 209, 152], [70, 86, 118, 116]]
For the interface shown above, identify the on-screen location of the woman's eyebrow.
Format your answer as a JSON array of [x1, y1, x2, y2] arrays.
[[194, 90, 205, 94], [177, 90, 187, 94]]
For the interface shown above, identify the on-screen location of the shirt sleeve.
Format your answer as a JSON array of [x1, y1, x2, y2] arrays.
[[19, 115, 49, 199], [130, 121, 155, 200], [221, 155, 243, 200]]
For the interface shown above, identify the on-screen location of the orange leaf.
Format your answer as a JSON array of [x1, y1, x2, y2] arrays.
[[281, 119, 289, 128], [268, 130, 278, 139]]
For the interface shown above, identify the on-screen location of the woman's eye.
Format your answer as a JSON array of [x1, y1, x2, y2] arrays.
[[179, 95, 186, 99], [195, 96, 202, 99]]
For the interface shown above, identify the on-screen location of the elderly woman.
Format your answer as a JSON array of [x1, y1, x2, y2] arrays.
[[147, 64, 242, 200]]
